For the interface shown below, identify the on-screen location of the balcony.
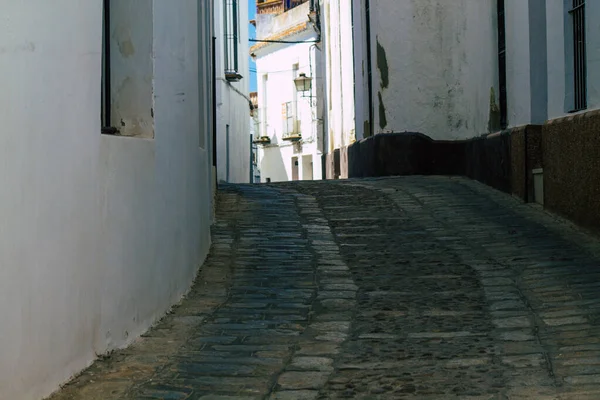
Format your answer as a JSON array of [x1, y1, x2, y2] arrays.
[[282, 132, 302, 141], [253, 136, 271, 145]]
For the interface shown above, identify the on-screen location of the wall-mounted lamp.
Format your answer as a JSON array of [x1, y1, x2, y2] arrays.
[[294, 73, 312, 93]]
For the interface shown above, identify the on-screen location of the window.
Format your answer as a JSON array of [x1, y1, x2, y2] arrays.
[[283, 102, 295, 136], [569, 0, 587, 111], [101, 0, 154, 138], [262, 74, 268, 136], [224, 0, 242, 81], [101, 0, 113, 134], [497, 0, 507, 129], [292, 63, 299, 128]]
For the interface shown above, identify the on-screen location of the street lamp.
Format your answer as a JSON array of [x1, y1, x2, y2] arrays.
[[294, 73, 312, 93]]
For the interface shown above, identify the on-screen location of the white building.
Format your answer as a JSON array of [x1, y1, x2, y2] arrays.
[[251, 0, 324, 182], [215, 0, 253, 183], [347, 0, 600, 140], [349, 0, 498, 141], [0, 1, 215, 399], [322, 0, 600, 231]]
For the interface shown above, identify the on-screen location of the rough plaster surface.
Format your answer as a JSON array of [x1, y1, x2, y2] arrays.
[[0, 2, 213, 399], [504, 0, 532, 127], [366, 0, 497, 139]]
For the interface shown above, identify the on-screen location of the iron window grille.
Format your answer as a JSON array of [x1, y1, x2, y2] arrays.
[[569, 0, 587, 111], [497, 0, 507, 129], [101, 0, 118, 134], [224, 0, 242, 81]]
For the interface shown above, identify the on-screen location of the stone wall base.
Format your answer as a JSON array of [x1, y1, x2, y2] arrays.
[[321, 110, 600, 233]]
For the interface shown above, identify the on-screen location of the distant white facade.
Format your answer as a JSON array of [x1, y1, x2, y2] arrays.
[[0, 1, 214, 399], [252, 1, 324, 182], [215, 0, 252, 183]]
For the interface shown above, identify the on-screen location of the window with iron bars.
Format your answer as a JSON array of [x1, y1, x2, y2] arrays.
[[101, 0, 113, 133], [569, 0, 587, 111], [224, 0, 241, 81]]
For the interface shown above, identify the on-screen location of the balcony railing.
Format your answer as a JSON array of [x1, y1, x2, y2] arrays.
[[257, 0, 308, 14]]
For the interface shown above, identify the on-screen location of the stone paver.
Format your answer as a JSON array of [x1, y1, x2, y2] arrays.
[[49, 177, 600, 399]]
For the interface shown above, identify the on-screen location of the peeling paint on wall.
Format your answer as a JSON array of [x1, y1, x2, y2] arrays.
[[488, 87, 502, 133], [118, 38, 135, 58], [378, 91, 387, 129], [376, 38, 389, 89]]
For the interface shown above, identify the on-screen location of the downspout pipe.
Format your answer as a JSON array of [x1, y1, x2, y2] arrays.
[[365, 0, 374, 137], [212, 36, 218, 185]]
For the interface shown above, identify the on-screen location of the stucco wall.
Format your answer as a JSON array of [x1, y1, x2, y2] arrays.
[[0, 1, 213, 399], [504, 0, 532, 127], [215, 0, 251, 183], [361, 0, 497, 139]]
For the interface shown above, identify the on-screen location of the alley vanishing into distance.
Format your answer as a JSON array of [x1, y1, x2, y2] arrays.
[[52, 177, 600, 400]]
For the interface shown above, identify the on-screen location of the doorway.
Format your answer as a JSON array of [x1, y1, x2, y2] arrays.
[[302, 155, 313, 181]]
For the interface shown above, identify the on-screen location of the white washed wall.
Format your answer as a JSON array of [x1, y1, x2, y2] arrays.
[[215, 0, 252, 183], [353, 0, 497, 139], [0, 1, 213, 399]]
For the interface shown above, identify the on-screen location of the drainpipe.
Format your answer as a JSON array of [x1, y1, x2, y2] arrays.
[[524, 127, 529, 203], [212, 36, 218, 187], [365, 0, 374, 137], [250, 134, 254, 183]]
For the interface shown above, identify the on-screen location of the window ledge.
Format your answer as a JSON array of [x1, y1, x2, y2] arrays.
[[101, 127, 120, 135], [225, 72, 243, 82]]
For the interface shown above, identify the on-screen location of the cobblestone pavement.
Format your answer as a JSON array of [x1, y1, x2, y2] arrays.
[[50, 177, 600, 400]]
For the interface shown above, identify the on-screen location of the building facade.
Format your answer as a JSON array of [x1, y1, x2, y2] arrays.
[[320, 0, 600, 232], [350, 0, 498, 141], [215, 0, 253, 183], [251, 0, 324, 182], [0, 1, 215, 399]]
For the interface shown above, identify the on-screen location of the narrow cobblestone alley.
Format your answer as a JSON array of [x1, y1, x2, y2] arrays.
[[51, 177, 600, 400]]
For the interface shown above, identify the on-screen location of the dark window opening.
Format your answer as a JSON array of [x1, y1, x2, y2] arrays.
[[569, 0, 587, 112], [101, 0, 117, 134], [497, 0, 507, 130]]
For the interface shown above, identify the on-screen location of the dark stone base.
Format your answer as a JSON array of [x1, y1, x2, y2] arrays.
[[323, 117, 600, 232], [543, 110, 600, 233], [347, 132, 466, 178]]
